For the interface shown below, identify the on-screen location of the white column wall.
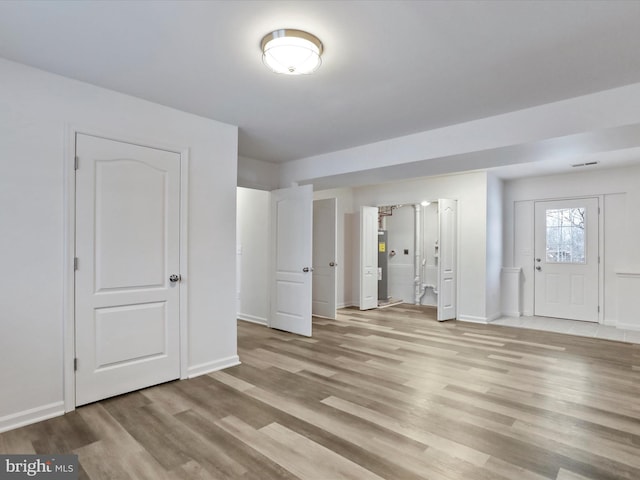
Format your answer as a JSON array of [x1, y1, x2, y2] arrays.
[[486, 174, 504, 320]]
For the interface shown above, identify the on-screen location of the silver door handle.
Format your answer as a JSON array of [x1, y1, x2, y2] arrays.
[[329, 262, 337, 267], [535, 266, 541, 271], [536, 258, 541, 262], [169, 274, 181, 282], [303, 267, 312, 273]]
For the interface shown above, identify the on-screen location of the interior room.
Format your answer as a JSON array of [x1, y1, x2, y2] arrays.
[[2, 1, 640, 479]]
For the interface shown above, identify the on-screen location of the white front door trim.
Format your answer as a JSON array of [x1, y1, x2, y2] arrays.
[[63, 125, 190, 413], [521, 194, 604, 323]]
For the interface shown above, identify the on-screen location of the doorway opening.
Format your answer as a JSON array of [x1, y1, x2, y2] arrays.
[[377, 204, 437, 308], [359, 200, 457, 321]]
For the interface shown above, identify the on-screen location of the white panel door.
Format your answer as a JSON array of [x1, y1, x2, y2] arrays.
[[360, 206, 379, 310], [75, 134, 181, 406], [437, 199, 457, 321], [270, 185, 313, 336], [312, 198, 337, 319], [534, 198, 599, 322]]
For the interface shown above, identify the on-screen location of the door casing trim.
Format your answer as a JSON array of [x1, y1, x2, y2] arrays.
[[63, 125, 190, 413]]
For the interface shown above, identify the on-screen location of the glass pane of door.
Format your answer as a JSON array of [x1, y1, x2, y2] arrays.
[[545, 207, 586, 263]]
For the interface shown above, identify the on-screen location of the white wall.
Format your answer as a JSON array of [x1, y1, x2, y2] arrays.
[[238, 155, 280, 191], [350, 172, 490, 321], [503, 164, 640, 327], [0, 59, 239, 431], [236, 188, 271, 324], [313, 188, 355, 308], [486, 174, 504, 320]]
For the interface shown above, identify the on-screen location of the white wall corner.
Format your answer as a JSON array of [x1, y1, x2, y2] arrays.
[[187, 356, 241, 379], [501, 266, 522, 317], [0, 402, 65, 434]]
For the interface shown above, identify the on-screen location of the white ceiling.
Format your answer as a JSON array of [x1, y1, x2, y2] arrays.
[[2, 0, 640, 171]]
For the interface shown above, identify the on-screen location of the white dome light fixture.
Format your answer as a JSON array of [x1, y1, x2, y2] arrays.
[[261, 29, 323, 75]]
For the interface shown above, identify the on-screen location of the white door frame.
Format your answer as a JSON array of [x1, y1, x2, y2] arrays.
[[530, 195, 604, 323], [62, 126, 190, 413]]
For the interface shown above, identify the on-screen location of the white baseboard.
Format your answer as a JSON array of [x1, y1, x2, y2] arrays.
[[457, 315, 490, 324], [616, 322, 640, 331], [187, 355, 241, 379], [0, 401, 64, 433], [237, 313, 268, 326]]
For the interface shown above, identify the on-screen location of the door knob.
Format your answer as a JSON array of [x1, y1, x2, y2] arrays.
[[536, 258, 541, 262], [303, 267, 313, 273], [169, 274, 181, 282], [329, 262, 337, 267], [535, 266, 542, 271]]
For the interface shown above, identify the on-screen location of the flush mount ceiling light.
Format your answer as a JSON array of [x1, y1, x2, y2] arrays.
[[261, 29, 323, 75]]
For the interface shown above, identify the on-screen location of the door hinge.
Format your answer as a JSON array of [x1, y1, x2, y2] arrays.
[[74, 257, 78, 270], [598, 207, 601, 214], [598, 306, 600, 313], [598, 256, 601, 264], [74, 156, 79, 170], [74, 358, 78, 371]]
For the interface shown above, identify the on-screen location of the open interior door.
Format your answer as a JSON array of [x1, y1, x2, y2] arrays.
[[359, 206, 379, 310], [312, 198, 337, 319], [437, 199, 457, 321], [270, 185, 313, 336]]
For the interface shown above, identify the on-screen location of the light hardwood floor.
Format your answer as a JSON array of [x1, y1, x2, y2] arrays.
[[2, 305, 640, 479]]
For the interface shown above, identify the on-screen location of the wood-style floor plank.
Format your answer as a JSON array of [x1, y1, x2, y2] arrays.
[[2, 305, 640, 479]]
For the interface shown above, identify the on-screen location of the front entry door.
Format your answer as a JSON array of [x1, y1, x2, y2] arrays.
[[534, 198, 599, 322], [75, 134, 181, 406], [270, 185, 313, 336]]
